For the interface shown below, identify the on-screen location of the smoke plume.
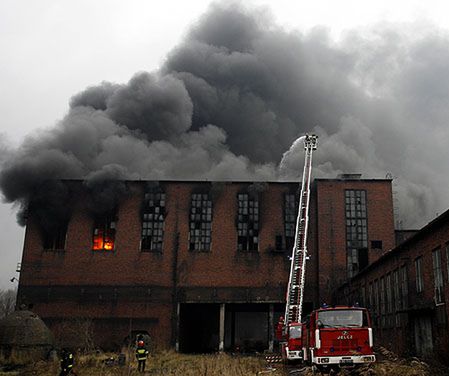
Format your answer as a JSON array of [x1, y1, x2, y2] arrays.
[[1, 2, 449, 228]]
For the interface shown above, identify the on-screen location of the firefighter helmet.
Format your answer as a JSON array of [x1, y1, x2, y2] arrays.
[[138, 340, 144, 347]]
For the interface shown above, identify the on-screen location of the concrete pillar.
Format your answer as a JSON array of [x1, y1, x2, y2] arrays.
[[219, 303, 225, 352], [269, 303, 274, 352]]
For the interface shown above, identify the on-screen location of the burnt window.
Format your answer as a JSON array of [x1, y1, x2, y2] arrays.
[[141, 192, 165, 252], [93, 215, 116, 251], [237, 193, 259, 251], [345, 190, 368, 277], [43, 224, 67, 250], [284, 193, 297, 251], [189, 193, 212, 251]]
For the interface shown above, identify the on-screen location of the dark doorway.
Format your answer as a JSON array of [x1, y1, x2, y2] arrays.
[[224, 303, 275, 353], [179, 303, 219, 353]]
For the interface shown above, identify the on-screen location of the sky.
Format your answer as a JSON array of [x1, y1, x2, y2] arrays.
[[1, 0, 449, 289]]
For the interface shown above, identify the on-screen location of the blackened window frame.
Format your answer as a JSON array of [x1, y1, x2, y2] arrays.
[[189, 193, 212, 252], [345, 189, 368, 277], [284, 192, 298, 251], [141, 191, 165, 252], [42, 223, 68, 251], [237, 192, 259, 252]]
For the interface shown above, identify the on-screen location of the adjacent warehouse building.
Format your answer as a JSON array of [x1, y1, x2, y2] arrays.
[[17, 176, 396, 351], [336, 209, 449, 361]]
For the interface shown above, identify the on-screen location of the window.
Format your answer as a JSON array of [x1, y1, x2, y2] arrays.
[[141, 191, 165, 252], [380, 277, 386, 327], [237, 193, 259, 251], [275, 235, 283, 251], [284, 193, 297, 251], [432, 248, 444, 304], [393, 269, 401, 326], [189, 193, 212, 251], [400, 266, 408, 309], [93, 215, 116, 251], [415, 257, 424, 293], [43, 224, 67, 250], [373, 279, 379, 327], [368, 282, 373, 309], [371, 240, 383, 250], [386, 274, 392, 327], [446, 244, 449, 283], [345, 190, 368, 277]]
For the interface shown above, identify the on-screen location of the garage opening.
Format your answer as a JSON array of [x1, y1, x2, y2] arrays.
[[179, 303, 219, 353]]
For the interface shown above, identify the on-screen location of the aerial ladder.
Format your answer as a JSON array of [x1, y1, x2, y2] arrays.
[[277, 133, 317, 361]]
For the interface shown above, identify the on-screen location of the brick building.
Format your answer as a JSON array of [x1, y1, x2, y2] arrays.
[[17, 177, 395, 351], [336, 209, 449, 362]]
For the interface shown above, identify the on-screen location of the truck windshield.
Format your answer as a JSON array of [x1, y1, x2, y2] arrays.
[[289, 325, 302, 339], [317, 310, 365, 328]]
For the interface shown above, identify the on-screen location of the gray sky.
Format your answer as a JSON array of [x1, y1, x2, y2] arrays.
[[1, 0, 449, 289]]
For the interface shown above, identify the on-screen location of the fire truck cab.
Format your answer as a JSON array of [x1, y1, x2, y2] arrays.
[[304, 306, 376, 373]]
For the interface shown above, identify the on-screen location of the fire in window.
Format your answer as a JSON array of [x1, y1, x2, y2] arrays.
[[141, 191, 165, 251], [189, 193, 212, 251], [93, 216, 116, 251], [237, 193, 259, 251]]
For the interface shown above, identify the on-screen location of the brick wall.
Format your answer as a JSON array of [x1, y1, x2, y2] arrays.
[[315, 179, 395, 302], [17, 178, 395, 350]]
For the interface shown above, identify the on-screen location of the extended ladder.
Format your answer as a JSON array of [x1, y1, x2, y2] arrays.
[[284, 134, 318, 329]]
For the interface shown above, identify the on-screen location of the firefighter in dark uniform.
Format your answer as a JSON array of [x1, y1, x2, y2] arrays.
[[59, 348, 75, 376], [135, 340, 149, 373]]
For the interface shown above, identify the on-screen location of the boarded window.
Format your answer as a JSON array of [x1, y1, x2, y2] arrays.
[[189, 193, 212, 251], [237, 193, 259, 251], [141, 191, 165, 252], [284, 193, 297, 251], [345, 190, 368, 277], [93, 215, 116, 251], [43, 223, 67, 250], [415, 256, 424, 293]]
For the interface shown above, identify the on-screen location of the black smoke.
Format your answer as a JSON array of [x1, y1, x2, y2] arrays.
[[1, 2, 449, 228]]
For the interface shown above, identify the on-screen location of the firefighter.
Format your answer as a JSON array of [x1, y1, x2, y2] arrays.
[[135, 340, 149, 373], [59, 348, 75, 376]]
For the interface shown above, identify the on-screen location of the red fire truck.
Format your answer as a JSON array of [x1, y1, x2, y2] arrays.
[[303, 305, 376, 373]]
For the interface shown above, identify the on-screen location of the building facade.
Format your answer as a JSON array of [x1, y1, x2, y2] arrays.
[[17, 177, 395, 351], [336, 209, 449, 362]]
